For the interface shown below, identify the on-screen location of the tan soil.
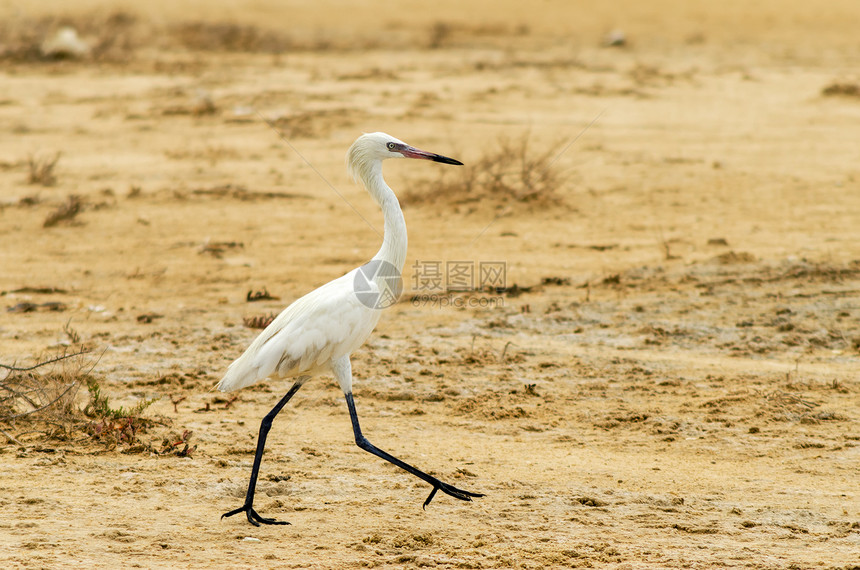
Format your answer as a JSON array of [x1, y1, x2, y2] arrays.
[[1, 1, 859, 568]]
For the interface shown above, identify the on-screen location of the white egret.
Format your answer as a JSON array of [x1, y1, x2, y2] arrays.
[[217, 132, 483, 526]]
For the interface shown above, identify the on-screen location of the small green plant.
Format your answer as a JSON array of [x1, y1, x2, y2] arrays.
[[84, 378, 155, 420], [81, 378, 164, 449]]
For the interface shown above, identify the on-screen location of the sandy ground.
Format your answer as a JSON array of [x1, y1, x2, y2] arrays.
[[1, 1, 859, 568]]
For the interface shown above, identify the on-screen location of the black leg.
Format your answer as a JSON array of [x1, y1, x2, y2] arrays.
[[345, 392, 484, 508], [222, 380, 304, 526]]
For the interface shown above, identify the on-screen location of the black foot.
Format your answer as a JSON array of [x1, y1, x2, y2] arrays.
[[423, 480, 485, 509], [222, 504, 290, 526]]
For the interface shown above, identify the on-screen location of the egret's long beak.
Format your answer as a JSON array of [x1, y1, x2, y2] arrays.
[[399, 145, 463, 166]]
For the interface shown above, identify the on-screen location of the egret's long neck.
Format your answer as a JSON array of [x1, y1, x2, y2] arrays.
[[361, 163, 407, 272]]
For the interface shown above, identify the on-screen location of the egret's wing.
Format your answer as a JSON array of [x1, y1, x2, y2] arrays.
[[216, 271, 381, 392]]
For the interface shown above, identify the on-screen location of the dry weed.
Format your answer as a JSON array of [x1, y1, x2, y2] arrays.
[[27, 152, 60, 186], [0, 349, 92, 443], [0, 349, 178, 452], [403, 134, 568, 211], [43, 195, 84, 227], [243, 313, 278, 329], [822, 82, 860, 98]]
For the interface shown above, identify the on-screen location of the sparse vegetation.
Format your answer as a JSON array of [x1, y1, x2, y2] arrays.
[[80, 378, 162, 450], [403, 134, 569, 211], [0, 11, 535, 67], [0, 348, 180, 453], [43, 194, 84, 227], [1, 349, 94, 443], [244, 313, 278, 329], [822, 82, 860, 98], [427, 22, 453, 50], [63, 319, 81, 344], [27, 152, 60, 186], [83, 378, 155, 421]]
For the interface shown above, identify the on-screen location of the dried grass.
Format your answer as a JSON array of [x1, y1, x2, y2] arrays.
[[43, 195, 84, 227], [402, 134, 569, 211], [27, 152, 60, 186], [243, 313, 277, 329], [0, 349, 177, 452], [822, 82, 860, 98], [0, 349, 93, 444]]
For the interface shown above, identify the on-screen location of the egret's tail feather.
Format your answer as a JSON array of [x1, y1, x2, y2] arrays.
[[216, 359, 254, 392]]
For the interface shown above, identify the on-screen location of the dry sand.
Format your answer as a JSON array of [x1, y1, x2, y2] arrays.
[[1, 1, 859, 568]]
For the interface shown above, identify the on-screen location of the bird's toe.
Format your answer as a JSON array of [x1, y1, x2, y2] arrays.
[[423, 480, 484, 508], [221, 505, 290, 526]]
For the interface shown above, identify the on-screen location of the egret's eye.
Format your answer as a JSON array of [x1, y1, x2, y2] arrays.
[[387, 142, 396, 150]]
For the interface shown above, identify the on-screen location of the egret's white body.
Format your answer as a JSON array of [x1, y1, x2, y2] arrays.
[[217, 133, 409, 394], [218, 132, 482, 526], [217, 272, 381, 392]]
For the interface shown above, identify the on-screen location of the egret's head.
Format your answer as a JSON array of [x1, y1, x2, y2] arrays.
[[347, 132, 462, 182]]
